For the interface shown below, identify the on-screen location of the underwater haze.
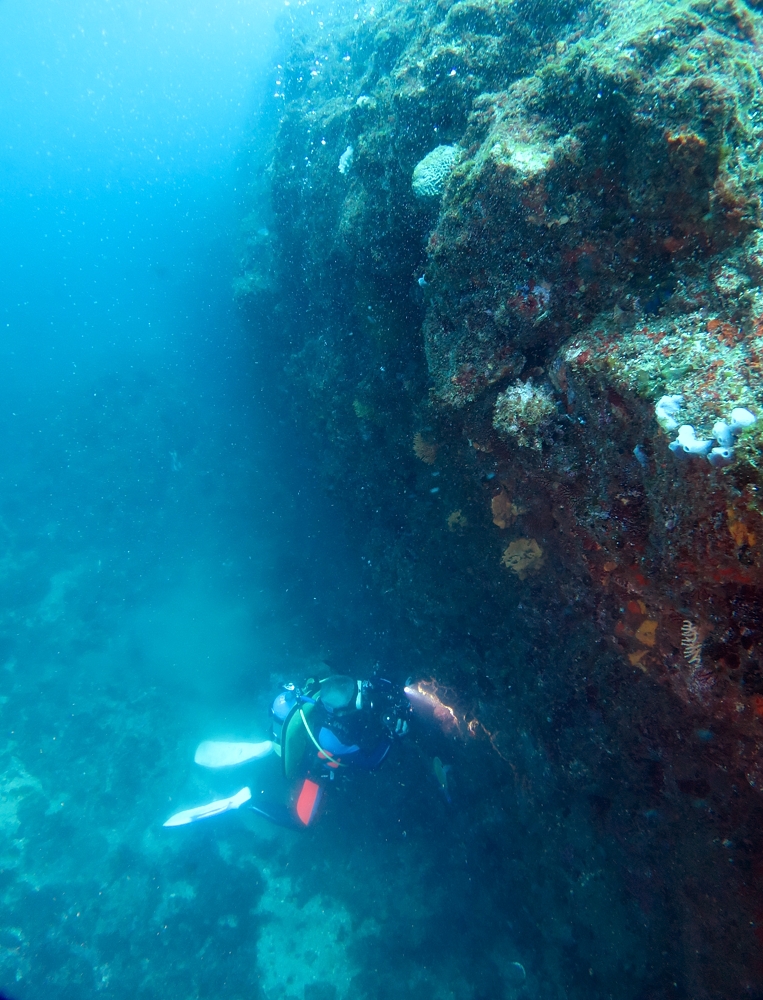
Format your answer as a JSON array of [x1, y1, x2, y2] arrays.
[[0, 2, 385, 997]]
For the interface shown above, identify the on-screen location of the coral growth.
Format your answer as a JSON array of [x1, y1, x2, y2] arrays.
[[493, 380, 556, 450], [411, 145, 459, 200], [447, 509, 468, 532], [500, 537, 544, 579], [491, 490, 522, 529], [681, 620, 703, 667], [413, 432, 438, 464]]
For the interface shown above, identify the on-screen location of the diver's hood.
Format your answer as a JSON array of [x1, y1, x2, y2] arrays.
[[320, 675, 360, 715]]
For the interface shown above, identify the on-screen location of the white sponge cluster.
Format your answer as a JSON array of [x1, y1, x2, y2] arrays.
[[656, 395, 757, 468], [654, 394, 684, 432]]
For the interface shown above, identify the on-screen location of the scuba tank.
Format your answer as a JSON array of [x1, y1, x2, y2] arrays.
[[270, 681, 319, 758], [270, 683, 297, 757]]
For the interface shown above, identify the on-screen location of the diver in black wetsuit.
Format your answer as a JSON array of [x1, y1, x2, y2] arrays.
[[267, 674, 410, 825], [163, 673, 411, 831], [274, 674, 408, 769]]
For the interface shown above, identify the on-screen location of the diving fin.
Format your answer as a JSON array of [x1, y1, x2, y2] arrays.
[[163, 786, 252, 827], [194, 740, 275, 768]]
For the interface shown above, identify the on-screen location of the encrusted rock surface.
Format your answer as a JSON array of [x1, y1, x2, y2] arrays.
[[240, 0, 763, 994]]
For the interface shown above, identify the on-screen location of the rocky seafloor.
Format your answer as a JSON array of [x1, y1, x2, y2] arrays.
[[238, 0, 763, 996]]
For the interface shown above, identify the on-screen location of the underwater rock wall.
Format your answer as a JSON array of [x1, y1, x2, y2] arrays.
[[241, 0, 763, 994]]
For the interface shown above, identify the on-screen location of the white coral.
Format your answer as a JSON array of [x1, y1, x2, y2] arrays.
[[412, 145, 458, 199], [338, 145, 354, 175]]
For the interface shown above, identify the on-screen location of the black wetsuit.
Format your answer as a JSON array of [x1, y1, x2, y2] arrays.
[[316, 703, 392, 770]]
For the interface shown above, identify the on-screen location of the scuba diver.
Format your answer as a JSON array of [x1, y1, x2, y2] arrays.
[[164, 674, 411, 830]]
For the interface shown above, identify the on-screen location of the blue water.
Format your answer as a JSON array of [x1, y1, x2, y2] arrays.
[[0, 4, 395, 997], [0, 0, 289, 718]]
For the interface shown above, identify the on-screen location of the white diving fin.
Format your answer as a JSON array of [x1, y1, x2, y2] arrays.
[[194, 740, 275, 768], [163, 786, 252, 827]]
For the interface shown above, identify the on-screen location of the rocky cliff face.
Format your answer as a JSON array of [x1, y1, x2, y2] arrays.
[[240, 0, 763, 995]]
